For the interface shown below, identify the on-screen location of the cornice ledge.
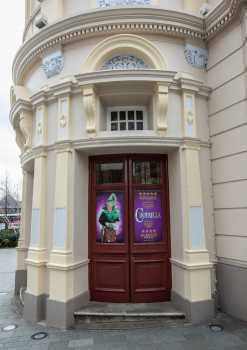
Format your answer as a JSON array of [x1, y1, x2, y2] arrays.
[[13, 2, 247, 83], [27, 71, 210, 100], [20, 137, 210, 167], [13, 8, 204, 84], [205, 0, 247, 40], [170, 258, 214, 270], [23, 5, 41, 43], [76, 70, 176, 86]]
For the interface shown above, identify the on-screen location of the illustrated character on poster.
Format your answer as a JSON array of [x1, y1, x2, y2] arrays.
[[99, 193, 120, 243]]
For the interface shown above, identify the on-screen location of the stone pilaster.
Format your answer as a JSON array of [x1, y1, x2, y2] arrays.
[[171, 79, 214, 323], [35, 104, 47, 147], [46, 149, 89, 329], [24, 154, 47, 323], [15, 170, 33, 295]]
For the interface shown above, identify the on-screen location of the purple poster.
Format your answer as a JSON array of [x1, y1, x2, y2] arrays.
[[134, 190, 163, 243], [96, 191, 124, 244]]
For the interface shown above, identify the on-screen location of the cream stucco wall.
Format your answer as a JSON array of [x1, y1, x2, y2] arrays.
[[208, 12, 247, 320], [16, 0, 247, 328]]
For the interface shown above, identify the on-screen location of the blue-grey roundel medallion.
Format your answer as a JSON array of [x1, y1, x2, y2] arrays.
[[184, 44, 208, 69]]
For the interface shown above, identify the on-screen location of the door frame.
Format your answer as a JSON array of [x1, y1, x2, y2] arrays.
[[88, 154, 172, 303]]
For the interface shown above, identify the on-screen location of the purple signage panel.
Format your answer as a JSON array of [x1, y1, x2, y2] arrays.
[[96, 191, 124, 243], [134, 190, 163, 243]]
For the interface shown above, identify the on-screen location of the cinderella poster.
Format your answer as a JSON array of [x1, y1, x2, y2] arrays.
[[96, 192, 124, 243]]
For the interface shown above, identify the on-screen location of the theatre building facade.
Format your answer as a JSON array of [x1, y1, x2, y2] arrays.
[[10, 0, 247, 328]]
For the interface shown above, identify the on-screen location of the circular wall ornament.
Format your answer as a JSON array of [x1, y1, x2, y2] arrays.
[[184, 44, 208, 69]]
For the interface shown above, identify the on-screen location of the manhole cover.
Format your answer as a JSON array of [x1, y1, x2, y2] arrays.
[[31, 332, 48, 340], [2, 324, 18, 332], [209, 324, 224, 332]]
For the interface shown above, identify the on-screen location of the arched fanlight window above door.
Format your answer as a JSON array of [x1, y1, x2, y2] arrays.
[[101, 55, 150, 70], [98, 0, 151, 7]]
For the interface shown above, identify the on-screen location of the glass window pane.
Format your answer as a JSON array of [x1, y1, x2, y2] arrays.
[[128, 122, 135, 130], [96, 162, 124, 184], [137, 122, 144, 130], [133, 160, 161, 184], [111, 123, 118, 131], [120, 122, 126, 131], [128, 111, 135, 120], [111, 111, 118, 121], [136, 111, 143, 121], [120, 111, 126, 121]]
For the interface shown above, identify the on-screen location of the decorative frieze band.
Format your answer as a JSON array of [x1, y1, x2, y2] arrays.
[[14, 0, 246, 84]]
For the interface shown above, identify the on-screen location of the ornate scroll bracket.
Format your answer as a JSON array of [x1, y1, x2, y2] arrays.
[[155, 84, 168, 134], [19, 110, 33, 150], [83, 85, 97, 135]]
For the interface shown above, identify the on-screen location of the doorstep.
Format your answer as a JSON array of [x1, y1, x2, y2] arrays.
[[74, 301, 185, 327]]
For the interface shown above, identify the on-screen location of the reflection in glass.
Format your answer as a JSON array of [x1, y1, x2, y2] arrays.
[[96, 162, 124, 184], [133, 160, 161, 184]]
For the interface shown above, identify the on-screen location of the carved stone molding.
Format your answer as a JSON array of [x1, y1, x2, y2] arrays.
[[13, 0, 247, 83], [13, 7, 204, 83], [101, 55, 149, 70], [16, 0, 247, 84], [19, 110, 33, 150], [156, 84, 168, 133], [82, 85, 97, 135], [42, 50, 64, 78], [15, 126, 26, 151], [184, 44, 208, 69], [57, 96, 71, 141], [98, 0, 151, 6]]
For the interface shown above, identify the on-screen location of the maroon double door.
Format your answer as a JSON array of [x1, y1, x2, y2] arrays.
[[89, 155, 171, 303]]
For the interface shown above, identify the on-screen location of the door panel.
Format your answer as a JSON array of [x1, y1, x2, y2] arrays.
[[129, 155, 171, 302], [91, 257, 130, 302], [89, 155, 171, 303]]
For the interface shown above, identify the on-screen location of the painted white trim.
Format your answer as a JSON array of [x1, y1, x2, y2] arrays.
[[170, 258, 214, 270], [218, 257, 247, 269], [107, 106, 148, 131], [47, 259, 90, 271]]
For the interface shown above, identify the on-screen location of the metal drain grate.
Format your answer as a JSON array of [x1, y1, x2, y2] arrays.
[[31, 332, 48, 341], [209, 324, 224, 332]]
